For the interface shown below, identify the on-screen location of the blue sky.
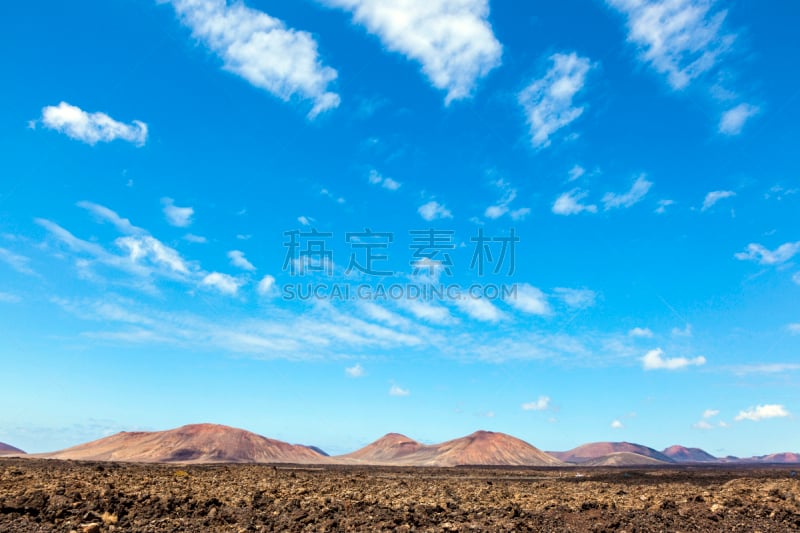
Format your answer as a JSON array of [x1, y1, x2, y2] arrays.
[[1, 0, 798, 457]]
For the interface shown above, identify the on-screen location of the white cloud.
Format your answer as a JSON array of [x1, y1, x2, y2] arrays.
[[359, 302, 411, 329], [0, 248, 34, 275], [728, 363, 800, 375], [0, 292, 21, 303], [228, 250, 256, 271], [519, 52, 592, 148], [703, 409, 719, 419], [382, 178, 401, 191], [77, 201, 143, 235], [183, 234, 207, 244], [162, 197, 194, 228], [484, 179, 527, 220], [521, 396, 551, 411], [655, 199, 674, 214], [719, 103, 759, 135], [368, 169, 401, 191], [345, 363, 365, 377], [324, 0, 501, 103], [553, 287, 596, 309], [484, 205, 507, 219], [320, 188, 346, 204], [257, 274, 276, 296], [606, 0, 734, 91], [552, 189, 597, 215], [418, 201, 453, 221], [628, 327, 654, 338], [389, 384, 410, 397], [602, 174, 652, 210], [568, 164, 585, 181], [671, 324, 693, 337], [116, 236, 190, 274], [510, 208, 531, 221], [400, 299, 455, 325], [166, 0, 340, 118], [455, 296, 504, 323], [611, 419, 624, 429], [642, 348, 706, 370], [765, 185, 799, 202], [788, 323, 800, 335], [692, 420, 713, 430], [201, 272, 241, 295], [794, 272, 800, 286], [735, 404, 790, 422], [735, 241, 800, 266], [37, 218, 194, 285], [39, 102, 148, 146], [702, 190, 736, 211], [297, 216, 314, 226], [507, 283, 551, 316]]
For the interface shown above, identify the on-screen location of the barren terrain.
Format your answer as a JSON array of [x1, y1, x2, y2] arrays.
[[2, 458, 799, 532]]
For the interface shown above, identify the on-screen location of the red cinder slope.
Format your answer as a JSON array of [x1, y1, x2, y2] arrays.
[[41, 424, 328, 464], [553, 442, 674, 464], [662, 445, 718, 462], [340, 431, 563, 467], [0, 442, 25, 455], [341, 433, 424, 463], [755, 452, 800, 464]]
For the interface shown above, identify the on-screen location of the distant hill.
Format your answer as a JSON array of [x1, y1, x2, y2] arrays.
[[0, 442, 25, 455], [662, 445, 718, 462], [40, 424, 328, 464], [551, 442, 675, 464], [339, 431, 563, 467], [28, 424, 799, 467], [752, 452, 800, 464], [307, 446, 329, 457], [579, 451, 670, 467], [341, 433, 424, 463]]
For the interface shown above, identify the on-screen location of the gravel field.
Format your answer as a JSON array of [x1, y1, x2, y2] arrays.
[[1, 458, 799, 532]]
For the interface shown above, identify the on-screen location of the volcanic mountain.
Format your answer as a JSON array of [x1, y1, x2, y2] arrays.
[[41, 424, 328, 464], [578, 452, 670, 467], [341, 433, 424, 463], [0, 442, 25, 455], [753, 452, 800, 463], [340, 431, 563, 467], [662, 445, 718, 463], [550, 442, 674, 464]]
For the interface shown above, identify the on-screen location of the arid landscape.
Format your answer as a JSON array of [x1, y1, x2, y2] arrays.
[[1, 424, 799, 531], [2, 458, 800, 532]]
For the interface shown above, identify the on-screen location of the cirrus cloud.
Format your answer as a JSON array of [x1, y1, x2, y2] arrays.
[[519, 52, 593, 148]]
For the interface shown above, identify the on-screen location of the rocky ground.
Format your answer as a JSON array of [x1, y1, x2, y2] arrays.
[[1, 458, 799, 532]]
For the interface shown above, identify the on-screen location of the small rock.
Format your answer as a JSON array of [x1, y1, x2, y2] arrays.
[[81, 524, 101, 533]]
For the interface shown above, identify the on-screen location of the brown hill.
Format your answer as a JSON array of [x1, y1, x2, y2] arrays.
[[0, 442, 25, 455], [341, 433, 424, 463], [552, 442, 674, 464], [662, 445, 718, 462], [754, 452, 800, 464], [40, 424, 328, 464], [340, 431, 563, 467], [579, 452, 670, 467]]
